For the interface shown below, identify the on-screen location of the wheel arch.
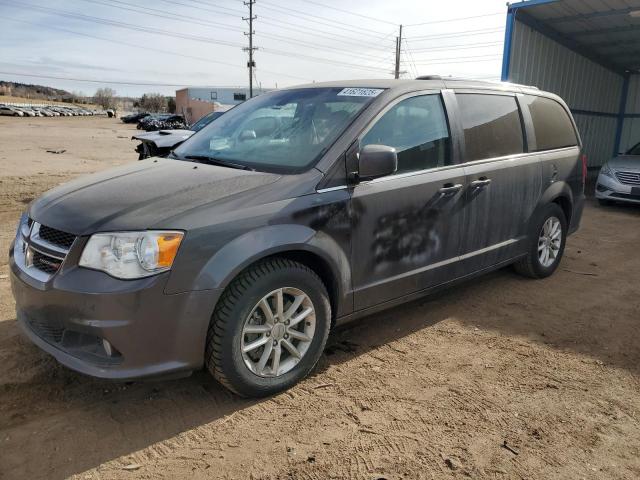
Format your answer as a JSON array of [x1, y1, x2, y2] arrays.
[[535, 181, 574, 226], [192, 224, 351, 323]]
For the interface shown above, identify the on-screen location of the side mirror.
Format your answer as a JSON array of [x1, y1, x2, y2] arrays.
[[358, 144, 398, 181], [239, 129, 257, 141]]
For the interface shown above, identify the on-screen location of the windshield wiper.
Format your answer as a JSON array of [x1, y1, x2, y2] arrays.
[[184, 155, 254, 171]]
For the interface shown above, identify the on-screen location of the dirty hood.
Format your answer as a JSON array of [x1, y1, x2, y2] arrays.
[[609, 155, 640, 171], [29, 158, 280, 235]]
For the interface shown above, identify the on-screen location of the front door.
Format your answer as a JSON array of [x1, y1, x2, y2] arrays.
[[350, 93, 467, 311]]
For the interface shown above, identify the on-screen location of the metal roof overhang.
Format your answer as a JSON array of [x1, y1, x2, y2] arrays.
[[503, 0, 640, 77]]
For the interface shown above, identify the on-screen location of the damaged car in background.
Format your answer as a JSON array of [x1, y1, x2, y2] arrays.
[[137, 113, 186, 132], [133, 110, 226, 159], [121, 111, 150, 124]]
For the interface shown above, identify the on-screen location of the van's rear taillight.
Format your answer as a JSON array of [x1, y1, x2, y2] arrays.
[[581, 154, 588, 186]]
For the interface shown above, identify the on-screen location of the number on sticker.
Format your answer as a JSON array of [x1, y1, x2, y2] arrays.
[[337, 88, 384, 97]]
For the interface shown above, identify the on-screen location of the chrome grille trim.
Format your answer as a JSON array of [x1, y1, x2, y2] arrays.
[[615, 170, 640, 186], [14, 219, 76, 281]]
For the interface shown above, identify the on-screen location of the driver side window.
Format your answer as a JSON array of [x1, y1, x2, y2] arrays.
[[361, 94, 451, 175]]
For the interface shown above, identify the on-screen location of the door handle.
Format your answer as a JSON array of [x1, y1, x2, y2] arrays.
[[438, 184, 463, 196], [470, 178, 492, 189]]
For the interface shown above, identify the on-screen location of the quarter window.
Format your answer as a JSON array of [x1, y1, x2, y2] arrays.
[[361, 95, 451, 174], [457, 94, 524, 161], [523, 95, 578, 151]]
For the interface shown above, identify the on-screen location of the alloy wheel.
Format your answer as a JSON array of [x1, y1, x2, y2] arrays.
[[240, 287, 316, 377], [538, 216, 562, 268]]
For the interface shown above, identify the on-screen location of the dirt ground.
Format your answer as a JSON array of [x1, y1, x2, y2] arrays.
[[1, 116, 639, 480]]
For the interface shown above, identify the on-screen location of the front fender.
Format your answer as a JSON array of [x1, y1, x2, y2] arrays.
[[188, 224, 351, 311]]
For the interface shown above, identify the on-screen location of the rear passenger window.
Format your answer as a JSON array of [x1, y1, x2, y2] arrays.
[[361, 94, 451, 174], [457, 94, 524, 161], [523, 95, 578, 151]]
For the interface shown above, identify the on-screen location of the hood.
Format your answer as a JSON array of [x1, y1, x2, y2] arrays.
[[609, 155, 640, 171], [132, 129, 195, 148], [29, 158, 281, 235]]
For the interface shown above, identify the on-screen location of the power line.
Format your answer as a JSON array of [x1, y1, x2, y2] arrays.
[[7, 1, 246, 48], [0, 70, 241, 87], [2, 17, 312, 82], [411, 57, 502, 66], [403, 39, 420, 78], [82, 0, 389, 62], [404, 12, 503, 27], [7, 2, 389, 74], [187, 0, 395, 41], [298, 0, 398, 26], [406, 27, 504, 41], [412, 53, 503, 62], [157, 0, 394, 51], [259, 0, 393, 39], [77, 0, 244, 33], [410, 41, 503, 53]]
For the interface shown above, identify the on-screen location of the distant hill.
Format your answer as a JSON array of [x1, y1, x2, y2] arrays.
[[0, 81, 84, 103]]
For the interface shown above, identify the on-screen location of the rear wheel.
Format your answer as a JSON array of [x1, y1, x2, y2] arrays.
[[514, 203, 567, 279], [205, 258, 331, 397]]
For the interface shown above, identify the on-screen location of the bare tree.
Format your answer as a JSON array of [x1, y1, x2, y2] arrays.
[[94, 87, 116, 109], [70, 90, 86, 104], [139, 93, 168, 113]]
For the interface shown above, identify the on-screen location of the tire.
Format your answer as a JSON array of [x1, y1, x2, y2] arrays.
[[514, 203, 567, 279], [205, 258, 331, 397], [598, 199, 614, 207]]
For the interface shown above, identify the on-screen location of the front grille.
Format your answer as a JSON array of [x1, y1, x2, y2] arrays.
[[615, 171, 640, 186], [32, 250, 63, 274], [38, 225, 76, 249]]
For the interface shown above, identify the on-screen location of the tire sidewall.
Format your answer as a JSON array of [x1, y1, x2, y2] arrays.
[[219, 266, 330, 396], [529, 203, 567, 278]]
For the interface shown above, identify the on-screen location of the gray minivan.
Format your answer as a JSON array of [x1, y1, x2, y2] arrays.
[[10, 78, 585, 397]]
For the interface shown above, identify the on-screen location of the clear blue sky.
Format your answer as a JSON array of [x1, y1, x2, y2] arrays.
[[0, 0, 508, 97]]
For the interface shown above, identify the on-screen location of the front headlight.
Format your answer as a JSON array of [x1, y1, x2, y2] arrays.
[[79, 231, 184, 279], [600, 162, 613, 178]]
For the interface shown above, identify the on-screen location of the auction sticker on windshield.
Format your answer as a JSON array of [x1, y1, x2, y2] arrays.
[[337, 88, 384, 97]]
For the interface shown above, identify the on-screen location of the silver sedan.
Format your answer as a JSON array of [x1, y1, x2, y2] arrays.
[[596, 143, 640, 206]]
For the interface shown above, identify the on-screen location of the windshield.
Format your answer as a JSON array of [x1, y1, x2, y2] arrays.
[[627, 142, 640, 155], [173, 87, 381, 173], [191, 111, 225, 132]]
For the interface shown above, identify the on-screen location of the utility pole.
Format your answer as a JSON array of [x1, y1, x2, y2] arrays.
[[243, 0, 257, 98], [394, 24, 403, 79]]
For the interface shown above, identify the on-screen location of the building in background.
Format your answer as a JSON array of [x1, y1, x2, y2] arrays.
[[502, 0, 640, 167], [175, 87, 270, 124]]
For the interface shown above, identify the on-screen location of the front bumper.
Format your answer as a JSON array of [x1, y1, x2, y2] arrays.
[[595, 173, 640, 204], [10, 245, 221, 380]]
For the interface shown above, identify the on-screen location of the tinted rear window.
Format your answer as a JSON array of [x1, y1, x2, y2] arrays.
[[457, 94, 524, 161], [523, 95, 578, 151]]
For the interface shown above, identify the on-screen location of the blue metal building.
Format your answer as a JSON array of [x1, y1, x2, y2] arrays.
[[501, 0, 640, 166]]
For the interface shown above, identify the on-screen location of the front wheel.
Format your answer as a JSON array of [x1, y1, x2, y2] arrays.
[[205, 258, 331, 397], [514, 203, 567, 279]]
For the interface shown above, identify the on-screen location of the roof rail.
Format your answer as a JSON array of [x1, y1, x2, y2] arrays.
[[415, 75, 539, 90]]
